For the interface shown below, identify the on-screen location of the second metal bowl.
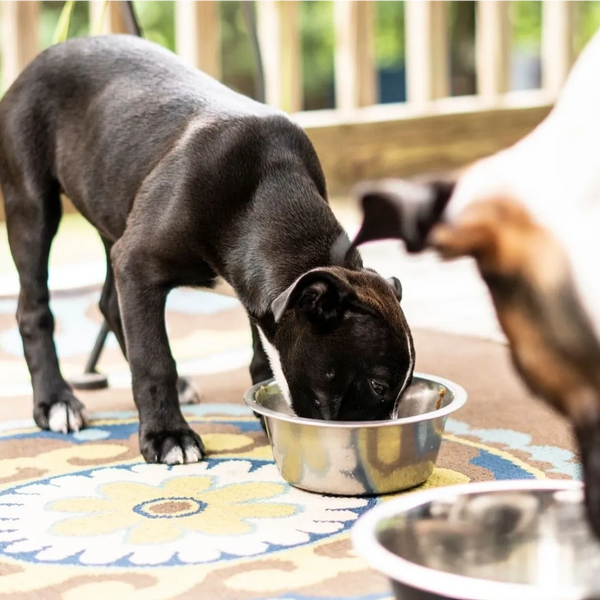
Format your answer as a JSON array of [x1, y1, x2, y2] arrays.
[[352, 480, 600, 600], [243, 373, 467, 496]]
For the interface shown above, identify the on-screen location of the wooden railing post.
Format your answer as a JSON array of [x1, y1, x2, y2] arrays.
[[89, 1, 129, 35], [175, 0, 221, 79], [334, 0, 377, 111], [1, 1, 40, 93], [405, 0, 450, 106], [542, 0, 575, 95], [256, 0, 302, 112], [476, 1, 510, 100]]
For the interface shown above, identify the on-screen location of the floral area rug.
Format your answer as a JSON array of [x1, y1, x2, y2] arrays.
[[0, 288, 581, 599]]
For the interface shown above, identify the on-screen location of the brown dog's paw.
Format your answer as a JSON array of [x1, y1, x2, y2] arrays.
[[34, 392, 88, 433], [140, 426, 205, 465]]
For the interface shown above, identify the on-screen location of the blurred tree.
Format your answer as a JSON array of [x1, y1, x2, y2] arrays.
[[301, 1, 335, 110], [132, 1, 175, 50], [510, 1, 541, 90], [220, 1, 256, 99], [512, 0, 542, 50], [376, 0, 404, 68], [575, 1, 600, 55]]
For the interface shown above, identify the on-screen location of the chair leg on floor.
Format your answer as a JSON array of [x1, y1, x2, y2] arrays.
[[69, 319, 110, 390]]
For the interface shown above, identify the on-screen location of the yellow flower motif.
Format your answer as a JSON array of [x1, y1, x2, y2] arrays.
[[51, 476, 297, 545], [1, 460, 368, 566]]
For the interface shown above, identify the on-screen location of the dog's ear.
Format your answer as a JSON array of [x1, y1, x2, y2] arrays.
[[272, 269, 356, 327], [348, 176, 457, 254], [387, 276, 403, 301], [362, 267, 403, 302]]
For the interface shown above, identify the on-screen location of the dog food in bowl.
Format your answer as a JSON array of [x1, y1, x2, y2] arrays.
[[243, 373, 467, 496]]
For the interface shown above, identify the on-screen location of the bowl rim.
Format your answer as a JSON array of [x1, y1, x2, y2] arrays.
[[243, 372, 467, 428], [351, 479, 589, 600]]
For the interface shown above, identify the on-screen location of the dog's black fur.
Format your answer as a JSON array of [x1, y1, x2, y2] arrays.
[[1, 35, 414, 464]]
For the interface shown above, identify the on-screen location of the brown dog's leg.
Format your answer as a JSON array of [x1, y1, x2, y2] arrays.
[[577, 422, 600, 538], [571, 394, 600, 539]]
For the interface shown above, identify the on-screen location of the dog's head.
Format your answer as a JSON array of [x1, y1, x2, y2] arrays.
[[344, 165, 600, 537], [264, 266, 414, 421]]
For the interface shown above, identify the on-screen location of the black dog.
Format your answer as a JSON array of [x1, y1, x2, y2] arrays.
[[0, 35, 414, 464]]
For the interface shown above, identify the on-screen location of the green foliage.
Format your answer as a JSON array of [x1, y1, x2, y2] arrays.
[[376, 1, 404, 68], [53, 1, 75, 45], [511, 1, 541, 50], [41, 0, 89, 49], [301, 1, 335, 109], [133, 1, 175, 51], [220, 1, 256, 98], [575, 1, 600, 54]]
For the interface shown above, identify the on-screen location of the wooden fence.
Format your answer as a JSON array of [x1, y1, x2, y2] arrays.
[[0, 0, 582, 206]]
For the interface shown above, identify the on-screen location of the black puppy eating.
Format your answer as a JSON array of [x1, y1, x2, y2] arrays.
[[0, 35, 414, 464]]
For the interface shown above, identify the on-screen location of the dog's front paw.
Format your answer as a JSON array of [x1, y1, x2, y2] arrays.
[[177, 377, 201, 405], [34, 392, 88, 433], [140, 426, 205, 464]]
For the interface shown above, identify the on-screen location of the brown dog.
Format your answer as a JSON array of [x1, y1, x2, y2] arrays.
[[339, 31, 600, 538]]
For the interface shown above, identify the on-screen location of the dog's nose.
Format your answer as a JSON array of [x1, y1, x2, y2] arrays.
[[316, 395, 340, 421]]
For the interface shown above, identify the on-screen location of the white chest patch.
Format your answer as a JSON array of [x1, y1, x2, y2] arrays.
[[257, 326, 292, 405], [393, 327, 415, 419]]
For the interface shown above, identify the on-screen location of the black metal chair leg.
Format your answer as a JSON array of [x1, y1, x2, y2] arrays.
[[68, 1, 142, 393], [69, 319, 110, 390]]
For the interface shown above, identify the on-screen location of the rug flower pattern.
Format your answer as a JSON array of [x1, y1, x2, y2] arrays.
[[0, 405, 579, 600], [2, 457, 371, 567]]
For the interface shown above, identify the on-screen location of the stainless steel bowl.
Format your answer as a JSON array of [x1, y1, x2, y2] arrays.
[[243, 372, 467, 496], [352, 480, 600, 600]]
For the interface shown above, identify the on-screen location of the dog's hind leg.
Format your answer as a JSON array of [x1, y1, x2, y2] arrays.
[[99, 236, 200, 404], [4, 180, 87, 433], [99, 237, 127, 355]]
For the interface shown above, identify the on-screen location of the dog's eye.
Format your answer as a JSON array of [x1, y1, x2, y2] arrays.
[[370, 380, 388, 396]]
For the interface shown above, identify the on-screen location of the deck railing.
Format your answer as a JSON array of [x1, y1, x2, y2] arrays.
[[0, 1, 586, 202]]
